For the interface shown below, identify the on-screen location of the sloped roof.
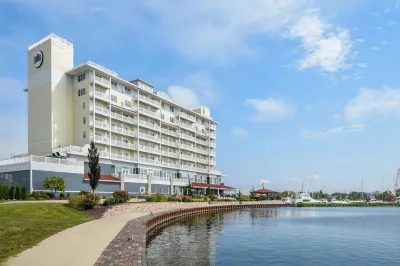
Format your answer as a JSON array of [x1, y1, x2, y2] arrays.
[[191, 183, 235, 190], [83, 173, 120, 182]]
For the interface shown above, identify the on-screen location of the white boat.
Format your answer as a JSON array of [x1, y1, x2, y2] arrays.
[[282, 197, 293, 204], [294, 192, 321, 203]]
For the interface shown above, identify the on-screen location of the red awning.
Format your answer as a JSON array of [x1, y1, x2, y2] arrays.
[[83, 173, 120, 182], [191, 183, 236, 190], [254, 188, 277, 193]]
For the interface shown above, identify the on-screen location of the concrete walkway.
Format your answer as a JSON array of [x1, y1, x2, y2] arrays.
[[4, 209, 167, 266]]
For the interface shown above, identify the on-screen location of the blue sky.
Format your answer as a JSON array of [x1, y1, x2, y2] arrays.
[[1, 0, 400, 193]]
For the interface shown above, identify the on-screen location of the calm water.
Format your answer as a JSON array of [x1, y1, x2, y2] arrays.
[[146, 207, 400, 266]]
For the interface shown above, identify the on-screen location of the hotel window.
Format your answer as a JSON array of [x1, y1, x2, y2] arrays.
[[170, 106, 174, 113], [162, 103, 165, 108], [124, 87, 131, 94], [111, 95, 117, 103], [83, 131, 86, 139], [161, 113, 165, 120], [125, 100, 131, 107], [82, 102, 86, 109], [111, 81, 117, 89], [83, 117, 86, 124], [78, 88, 86, 97], [78, 73, 86, 82], [170, 117, 174, 123]]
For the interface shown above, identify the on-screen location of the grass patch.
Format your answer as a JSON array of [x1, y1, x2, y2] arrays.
[[0, 203, 95, 263]]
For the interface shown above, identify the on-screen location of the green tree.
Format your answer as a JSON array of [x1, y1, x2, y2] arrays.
[[0, 185, 3, 199], [249, 187, 256, 199], [43, 176, 66, 197], [87, 140, 101, 193], [183, 183, 194, 197], [21, 186, 27, 200], [9, 186, 15, 200], [3, 185, 9, 200], [396, 189, 400, 197], [206, 185, 212, 196], [15, 186, 21, 200]]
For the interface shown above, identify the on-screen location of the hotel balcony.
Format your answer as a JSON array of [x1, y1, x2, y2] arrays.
[[161, 139, 178, 147], [90, 89, 109, 102], [179, 123, 196, 132], [161, 150, 179, 158], [210, 151, 216, 157], [197, 148, 209, 155], [196, 138, 208, 146], [93, 75, 111, 88], [195, 167, 208, 173], [91, 105, 110, 117], [139, 119, 160, 131], [209, 124, 216, 130], [181, 165, 196, 171], [110, 126, 137, 137], [139, 157, 161, 165], [91, 120, 109, 131], [161, 128, 179, 137], [138, 145, 161, 154], [110, 153, 138, 162], [111, 112, 136, 125], [180, 154, 196, 162], [179, 133, 196, 142], [161, 161, 180, 169], [92, 135, 110, 145], [209, 159, 216, 165], [179, 112, 196, 122], [210, 170, 221, 175], [209, 142, 216, 148], [99, 151, 110, 158], [111, 139, 137, 150], [180, 143, 196, 152], [196, 158, 209, 164], [138, 94, 161, 108], [209, 132, 216, 139], [138, 132, 160, 143], [139, 107, 160, 119]]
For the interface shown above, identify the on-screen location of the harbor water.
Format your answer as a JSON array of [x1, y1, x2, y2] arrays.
[[146, 207, 400, 266]]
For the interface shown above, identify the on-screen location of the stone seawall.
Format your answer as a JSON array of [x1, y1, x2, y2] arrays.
[[102, 200, 283, 217], [95, 203, 295, 266]]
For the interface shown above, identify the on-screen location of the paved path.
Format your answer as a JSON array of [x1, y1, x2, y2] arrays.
[[4, 209, 168, 266]]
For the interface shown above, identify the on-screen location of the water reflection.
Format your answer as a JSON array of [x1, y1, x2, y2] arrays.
[[146, 208, 400, 266]]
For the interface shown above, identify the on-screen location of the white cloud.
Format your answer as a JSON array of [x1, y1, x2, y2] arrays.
[[244, 97, 295, 122], [13, 0, 354, 71], [167, 85, 200, 108], [300, 124, 366, 139], [181, 71, 216, 102], [286, 11, 353, 72], [231, 127, 249, 137], [345, 88, 400, 119], [373, 46, 379, 50], [356, 38, 364, 43], [312, 174, 321, 180]]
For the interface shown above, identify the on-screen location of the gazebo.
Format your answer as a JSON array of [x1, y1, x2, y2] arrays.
[[253, 188, 278, 200]]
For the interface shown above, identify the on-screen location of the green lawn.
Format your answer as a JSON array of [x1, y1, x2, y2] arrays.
[[0, 203, 95, 263]]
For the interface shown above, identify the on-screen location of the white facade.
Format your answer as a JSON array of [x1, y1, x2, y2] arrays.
[[26, 34, 223, 186]]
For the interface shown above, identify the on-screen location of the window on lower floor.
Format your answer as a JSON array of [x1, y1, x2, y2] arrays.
[[83, 131, 86, 139], [83, 117, 86, 124]]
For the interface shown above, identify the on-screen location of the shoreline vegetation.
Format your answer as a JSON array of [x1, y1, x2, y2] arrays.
[[297, 202, 400, 207]]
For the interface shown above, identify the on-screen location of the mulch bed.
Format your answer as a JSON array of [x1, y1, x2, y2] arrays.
[[81, 206, 110, 218]]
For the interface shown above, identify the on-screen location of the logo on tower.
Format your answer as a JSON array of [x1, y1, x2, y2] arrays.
[[33, 50, 44, 68]]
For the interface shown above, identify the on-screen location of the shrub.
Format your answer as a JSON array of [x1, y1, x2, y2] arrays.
[[193, 198, 205, 202], [21, 186, 27, 200], [27, 196, 36, 201], [83, 193, 100, 209], [0, 185, 3, 199], [9, 186, 15, 200], [182, 195, 193, 202], [31, 191, 50, 200], [59, 193, 65, 199], [67, 194, 85, 210], [109, 198, 115, 205], [45, 192, 54, 198], [103, 199, 110, 206], [42, 176, 66, 197], [113, 190, 130, 202], [78, 190, 90, 196], [15, 186, 21, 200], [168, 196, 179, 202]]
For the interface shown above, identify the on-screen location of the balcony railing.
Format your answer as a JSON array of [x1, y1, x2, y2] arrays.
[[139, 119, 160, 130], [152, 175, 170, 182], [110, 153, 137, 162], [195, 167, 208, 173], [179, 123, 195, 132], [180, 133, 196, 142], [209, 142, 216, 148], [161, 128, 179, 137], [90, 90, 109, 102], [139, 158, 161, 165], [111, 112, 136, 125], [179, 112, 195, 122], [94, 75, 110, 88], [111, 139, 136, 150], [180, 143, 196, 152], [180, 165, 196, 171], [139, 132, 160, 142], [197, 158, 209, 164], [210, 151, 216, 157], [173, 177, 189, 183], [110, 126, 137, 137], [138, 145, 160, 154], [161, 150, 179, 158], [93, 105, 110, 116], [210, 170, 222, 175], [162, 162, 180, 168], [99, 151, 110, 157], [209, 124, 216, 130], [180, 154, 196, 161], [209, 160, 216, 165], [161, 139, 178, 147], [139, 107, 159, 119], [197, 148, 209, 155], [196, 138, 208, 146], [93, 135, 109, 144], [92, 120, 109, 131], [138, 94, 161, 107]]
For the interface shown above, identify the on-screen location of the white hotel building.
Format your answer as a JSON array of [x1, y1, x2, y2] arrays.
[[0, 34, 234, 195]]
